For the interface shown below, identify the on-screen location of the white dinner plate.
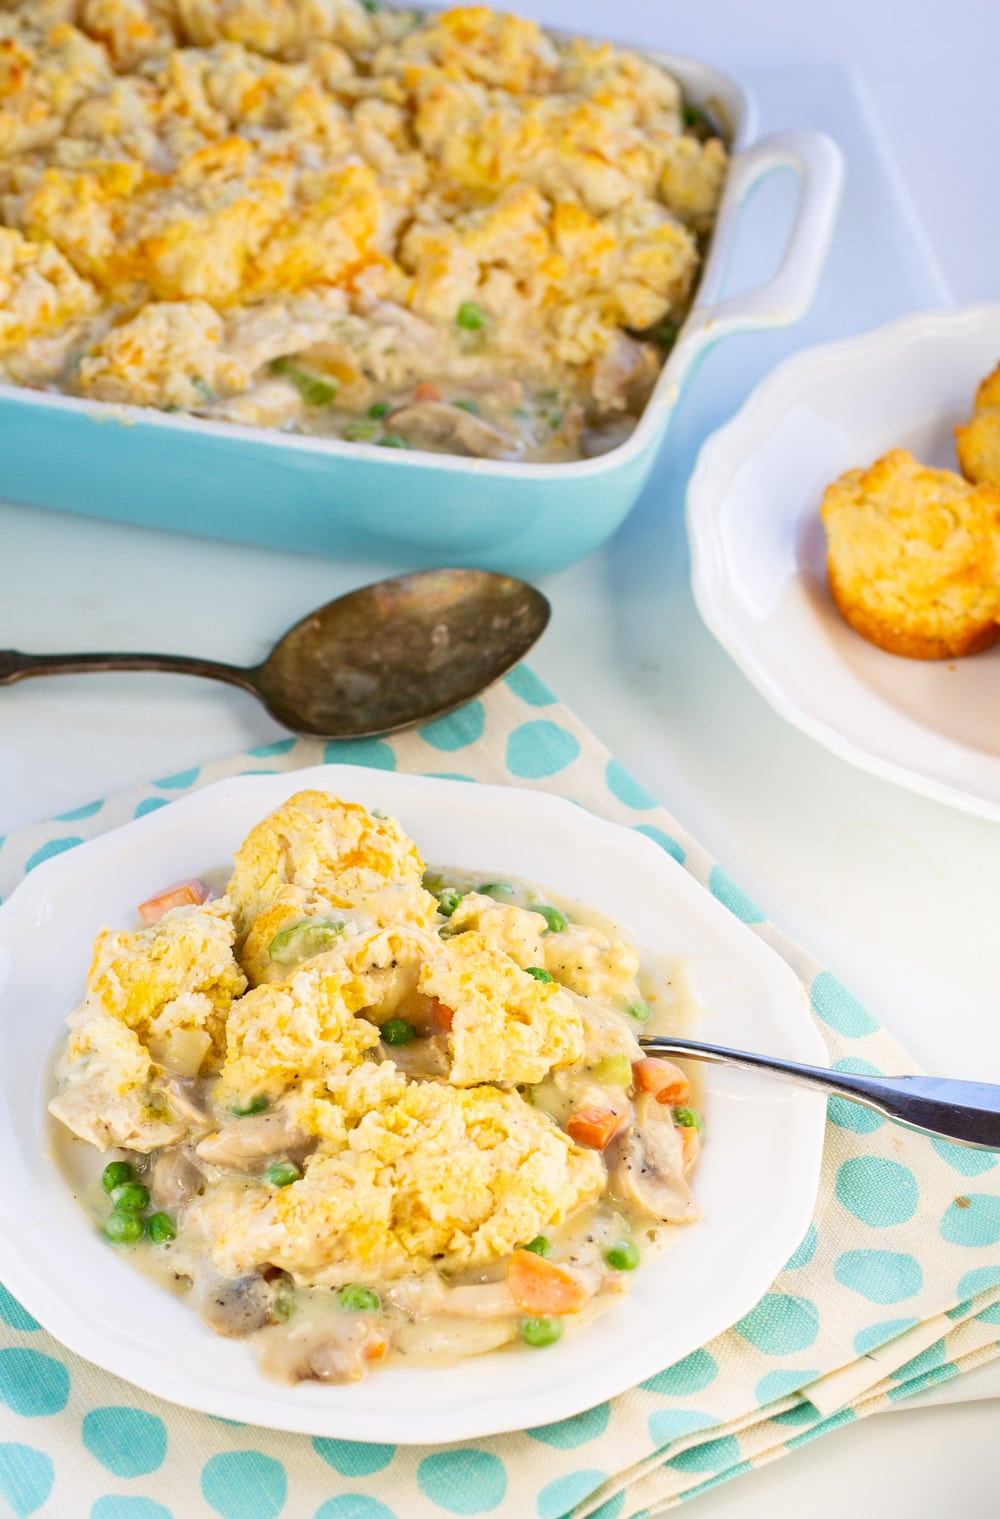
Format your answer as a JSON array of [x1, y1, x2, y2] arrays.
[[687, 304, 1000, 821], [0, 766, 826, 1442]]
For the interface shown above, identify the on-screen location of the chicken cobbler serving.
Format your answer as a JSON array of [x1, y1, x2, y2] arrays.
[[0, 1, 727, 461], [49, 791, 703, 1384]]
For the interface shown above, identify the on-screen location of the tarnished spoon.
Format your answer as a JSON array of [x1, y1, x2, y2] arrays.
[[640, 1034, 1000, 1150], [0, 568, 550, 738]]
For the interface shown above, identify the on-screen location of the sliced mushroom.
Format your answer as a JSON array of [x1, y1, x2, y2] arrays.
[[167, 1078, 211, 1127], [591, 331, 660, 411], [151, 1148, 205, 1211], [194, 1269, 276, 1338], [387, 402, 524, 460], [614, 1093, 700, 1224], [194, 1109, 316, 1172]]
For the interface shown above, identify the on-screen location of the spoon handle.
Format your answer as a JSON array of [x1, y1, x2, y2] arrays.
[[0, 648, 260, 700], [638, 1035, 1000, 1151]]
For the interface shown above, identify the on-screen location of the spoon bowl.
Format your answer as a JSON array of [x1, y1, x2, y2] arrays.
[[0, 568, 551, 738]]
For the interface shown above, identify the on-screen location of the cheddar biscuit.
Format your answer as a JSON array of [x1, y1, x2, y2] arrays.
[[956, 361, 1000, 490]]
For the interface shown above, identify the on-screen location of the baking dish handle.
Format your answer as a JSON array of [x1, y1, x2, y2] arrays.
[[679, 128, 844, 361]]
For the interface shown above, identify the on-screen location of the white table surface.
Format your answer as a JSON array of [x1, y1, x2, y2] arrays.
[[1, 2, 998, 1514]]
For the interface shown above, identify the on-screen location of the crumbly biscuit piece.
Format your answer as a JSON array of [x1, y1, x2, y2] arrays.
[[820, 448, 1000, 659], [956, 362, 1000, 490]]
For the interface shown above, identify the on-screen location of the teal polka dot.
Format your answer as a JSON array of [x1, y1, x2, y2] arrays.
[[732, 1293, 820, 1354], [835, 1157, 918, 1227], [853, 1318, 919, 1356], [247, 739, 296, 757], [605, 760, 655, 810], [312, 1439, 395, 1476], [827, 1058, 885, 1133], [24, 836, 83, 873], [82, 1408, 166, 1477], [975, 1300, 1000, 1325], [527, 1401, 610, 1448], [55, 799, 104, 821], [810, 971, 878, 1038], [834, 1250, 923, 1304], [154, 768, 200, 790], [756, 1370, 820, 1404], [505, 721, 580, 779], [647, 1409, 719, 1447], [784, 1223, 817, 1270], [958, 1266, 1000, 1300], [589, 1497, 624, 1519], [134, 798, 170, 818], [707, 866, 764, 924], [0, 1286, 39, 1332], [420, 702, 485, 751], [633, 824, 686, 865], [930, 1137, 999, 1176], [886, 1363, 957, 1403], [239, 769, 277, 777], [536, 1470, 606, 1518], [0, 1444, 53, 1516], [641, 1350, 718, 1396], [416, 1450, 506, 1514], [667, 1434, 741, 1475], [941, 1193, 1000, 1248], [786, 1407, 856, 1448], [91, 1502, 173, 1519], [0, 1350, 69, 1417], [892, 1337, 946, 1381], [504, 666, 555, 706], [322, 739, 396, 771], [314, 1501, 397, 1519], [771, 1403, 819, 1428], [201, 1452, 287, 1519], [424, 772, 476, 783]]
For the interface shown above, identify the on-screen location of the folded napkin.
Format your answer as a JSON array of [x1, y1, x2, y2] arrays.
[[1, 669, 998, 1519]]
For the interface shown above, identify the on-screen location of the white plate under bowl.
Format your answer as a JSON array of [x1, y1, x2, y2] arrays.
[[0, 767, 826, 1442], [687, 303, 1000, 821]]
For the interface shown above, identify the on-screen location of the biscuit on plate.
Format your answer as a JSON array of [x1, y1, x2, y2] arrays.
[[956, 361, 1000, 488], [820, 448, 1000, 659]]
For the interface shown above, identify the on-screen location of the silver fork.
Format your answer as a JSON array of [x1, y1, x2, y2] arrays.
[[638, 1035, 1000, 1150]]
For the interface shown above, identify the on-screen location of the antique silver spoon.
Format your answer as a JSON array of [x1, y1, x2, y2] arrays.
[[639, 1034, 1000, 1150], [0, 568, 550, 738]]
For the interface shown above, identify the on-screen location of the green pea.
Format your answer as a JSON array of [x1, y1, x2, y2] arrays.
[[604, 1239, 640, 1271], [522, 1235, 552, 1257], [674, 1107, 703, 1130], [454, 399, 480, 414], [361, 0, 379, 11], [110, 1182, 149, 1213], [338, 1284, 381, 1313], [625, 995, 651, 1024], [147, 1212, 177, 1244], [264, 1162, 300, 1188], [367, 401, 391, 419], [435, 887, 462, 917], [649, 316, 680, 350], [381, 1018, 415, 1047], [377, 435, 411, 449], [343, 420, 382, 442], [101, 1160, 133, 1194], [479, 881, 514, 900], [521, 1316, 563, 1348], [105, 1210, 144, 1245], [593, 1054, 632, 1088], [270, 357, 336, 407], [231, 1094, 269, 1116], [525, 966, 553, 983], [548, 412, 564, 430], [267, 916, 345, 966], [536, 905, 566, 934], [456, 301, 485, 331]]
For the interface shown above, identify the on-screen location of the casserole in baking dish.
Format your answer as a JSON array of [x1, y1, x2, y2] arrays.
[[0, 2, 842, 573]]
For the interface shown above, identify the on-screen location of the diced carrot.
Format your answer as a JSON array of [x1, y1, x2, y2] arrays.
[[565, 1105, 627, 1150], [507, 1249, 590, 1315], [364, 1332, 389, 1361], [631, 1057, 691, 1106], [413, 380, 444, 402], [138, 878, 209, 925], [678, 1124, 700, 1170], [430, 996, 454, 1032]]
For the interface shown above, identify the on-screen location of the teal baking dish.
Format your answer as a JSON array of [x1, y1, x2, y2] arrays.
[[0, 50, 842, 578]]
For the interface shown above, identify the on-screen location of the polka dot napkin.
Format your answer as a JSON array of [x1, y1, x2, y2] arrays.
[[1, 668, 998, 1519]]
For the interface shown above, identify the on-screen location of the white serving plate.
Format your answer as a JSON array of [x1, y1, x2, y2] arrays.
[[0, 767, 826, 1442], [687, 304, 1000, 821]]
